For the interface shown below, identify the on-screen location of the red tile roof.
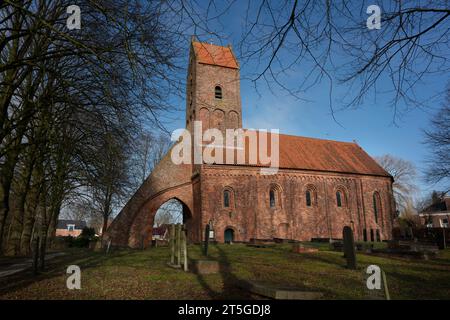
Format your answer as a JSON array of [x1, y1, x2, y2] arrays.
[[192, 41, 238, 69], [203, 131, 391, 178], [276, 133, 390, 177]]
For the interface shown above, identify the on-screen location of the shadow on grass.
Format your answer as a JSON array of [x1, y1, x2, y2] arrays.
[[0, 249, 135, 296], [192, 244, 255, 300]]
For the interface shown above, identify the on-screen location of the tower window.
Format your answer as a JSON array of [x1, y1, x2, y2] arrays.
[[215, 86, 222, 99], [223, 187, 234, 208], [224, 190, 230, 208]]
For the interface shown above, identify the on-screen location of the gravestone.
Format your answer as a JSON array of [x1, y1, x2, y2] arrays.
[[106, 239, 112, 254], [343, 226, 357, 269], [167, 224, 188, 271], [239, 280, 324, 300], [190, 224, 219, 274], [203, 224, 210, 256], [436, 229, 446, 250], [362, 267, 391, 300], [182, 228, 188, 271], [176, 224, 182, 267], [170, 224, 175, 265]]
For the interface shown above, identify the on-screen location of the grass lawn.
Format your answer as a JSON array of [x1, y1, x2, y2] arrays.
[[0, 243, 449, 300]]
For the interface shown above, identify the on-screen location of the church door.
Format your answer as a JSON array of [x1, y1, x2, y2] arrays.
[[224, 228, 234, 243]]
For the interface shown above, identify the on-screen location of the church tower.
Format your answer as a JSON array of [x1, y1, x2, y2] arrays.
[[185, 40, 242, 133]]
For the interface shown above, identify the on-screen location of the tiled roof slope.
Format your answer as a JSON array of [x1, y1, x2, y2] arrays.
[[276, 134, 391, 177], [192, 41, 239, 69], [205, 131, 391, 178]]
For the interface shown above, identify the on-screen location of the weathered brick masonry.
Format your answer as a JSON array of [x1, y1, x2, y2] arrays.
[[106, 40, 396, 247]]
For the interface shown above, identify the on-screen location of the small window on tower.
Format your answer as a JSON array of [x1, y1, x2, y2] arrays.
[[224, 190, 230, 208], [215, 86, 222, 99]]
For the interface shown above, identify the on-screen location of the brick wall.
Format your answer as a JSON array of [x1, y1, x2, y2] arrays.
[[200, 165, 394, 243], [55, 229, 82, 237]]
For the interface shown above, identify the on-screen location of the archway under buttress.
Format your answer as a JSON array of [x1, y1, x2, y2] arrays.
[[152, 197, 193, 236], [126, 182, 195, 248]]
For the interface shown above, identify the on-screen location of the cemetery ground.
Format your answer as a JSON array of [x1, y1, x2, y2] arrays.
[[0, 242, 449, 300]]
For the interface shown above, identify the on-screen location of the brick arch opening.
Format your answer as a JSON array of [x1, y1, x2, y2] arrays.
[[211, 108, 225, 131], [227, 110, 239, 128], [126, 183, 194, 248], [224, 226, 235, 243], [153, 198, 192, 227]]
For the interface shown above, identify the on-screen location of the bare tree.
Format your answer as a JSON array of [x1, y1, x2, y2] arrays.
[[375, 154, 418, 212], [424, 87, 450, 193], [131, 131, 172, 187], [177, 1, 449, 121], [0, 0, 188, 256], [89, 132, 131, 239], [397, 198, 422, 227]]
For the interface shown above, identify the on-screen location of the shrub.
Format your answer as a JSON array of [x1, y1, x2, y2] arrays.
[[80, 227, 96, 240], [71, 236, 91, 248]]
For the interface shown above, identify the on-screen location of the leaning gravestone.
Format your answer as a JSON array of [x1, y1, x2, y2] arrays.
[[343, 226, 357, 269], [362, 266, 390, 300]]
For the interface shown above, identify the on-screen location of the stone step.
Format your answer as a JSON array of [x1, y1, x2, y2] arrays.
[[239, 280, 324, 300]]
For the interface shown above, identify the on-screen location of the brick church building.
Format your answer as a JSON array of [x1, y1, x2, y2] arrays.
[[106, 40, 395, 247]]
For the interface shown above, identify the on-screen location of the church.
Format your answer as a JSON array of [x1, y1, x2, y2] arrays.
[[106, 40, 395, 247]]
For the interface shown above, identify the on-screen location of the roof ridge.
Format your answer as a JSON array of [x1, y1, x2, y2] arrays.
[[192, 40, 230, 49], [242, 129, 358, 145]]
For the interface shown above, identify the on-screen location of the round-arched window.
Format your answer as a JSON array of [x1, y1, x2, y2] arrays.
[[215, 86, 222, 99]]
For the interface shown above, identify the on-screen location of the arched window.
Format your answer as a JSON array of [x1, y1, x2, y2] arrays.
[[305, 185, 317, 207], [270, 190, 276, 207], [335, 186, 348, 208], [215, 86, 222, 99], [373, 192, 382, 224], [222, 187, 235, 209], [224, 190, 230, 208], [306, 190, 312, 207], [269, 184, 282, 208], [336, 191, 342, 207]]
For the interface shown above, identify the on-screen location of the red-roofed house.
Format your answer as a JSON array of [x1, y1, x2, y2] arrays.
[[106, 39, 395, 248], [152, 225, 168, 240]]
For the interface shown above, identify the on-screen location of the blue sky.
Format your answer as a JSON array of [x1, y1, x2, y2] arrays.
[[159, 1, 448, 199]]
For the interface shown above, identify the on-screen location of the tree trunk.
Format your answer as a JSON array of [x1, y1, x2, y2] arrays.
[[0, 150, 19, 254], [102, 215, 109, 240], [4, 153, 36, 256]]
